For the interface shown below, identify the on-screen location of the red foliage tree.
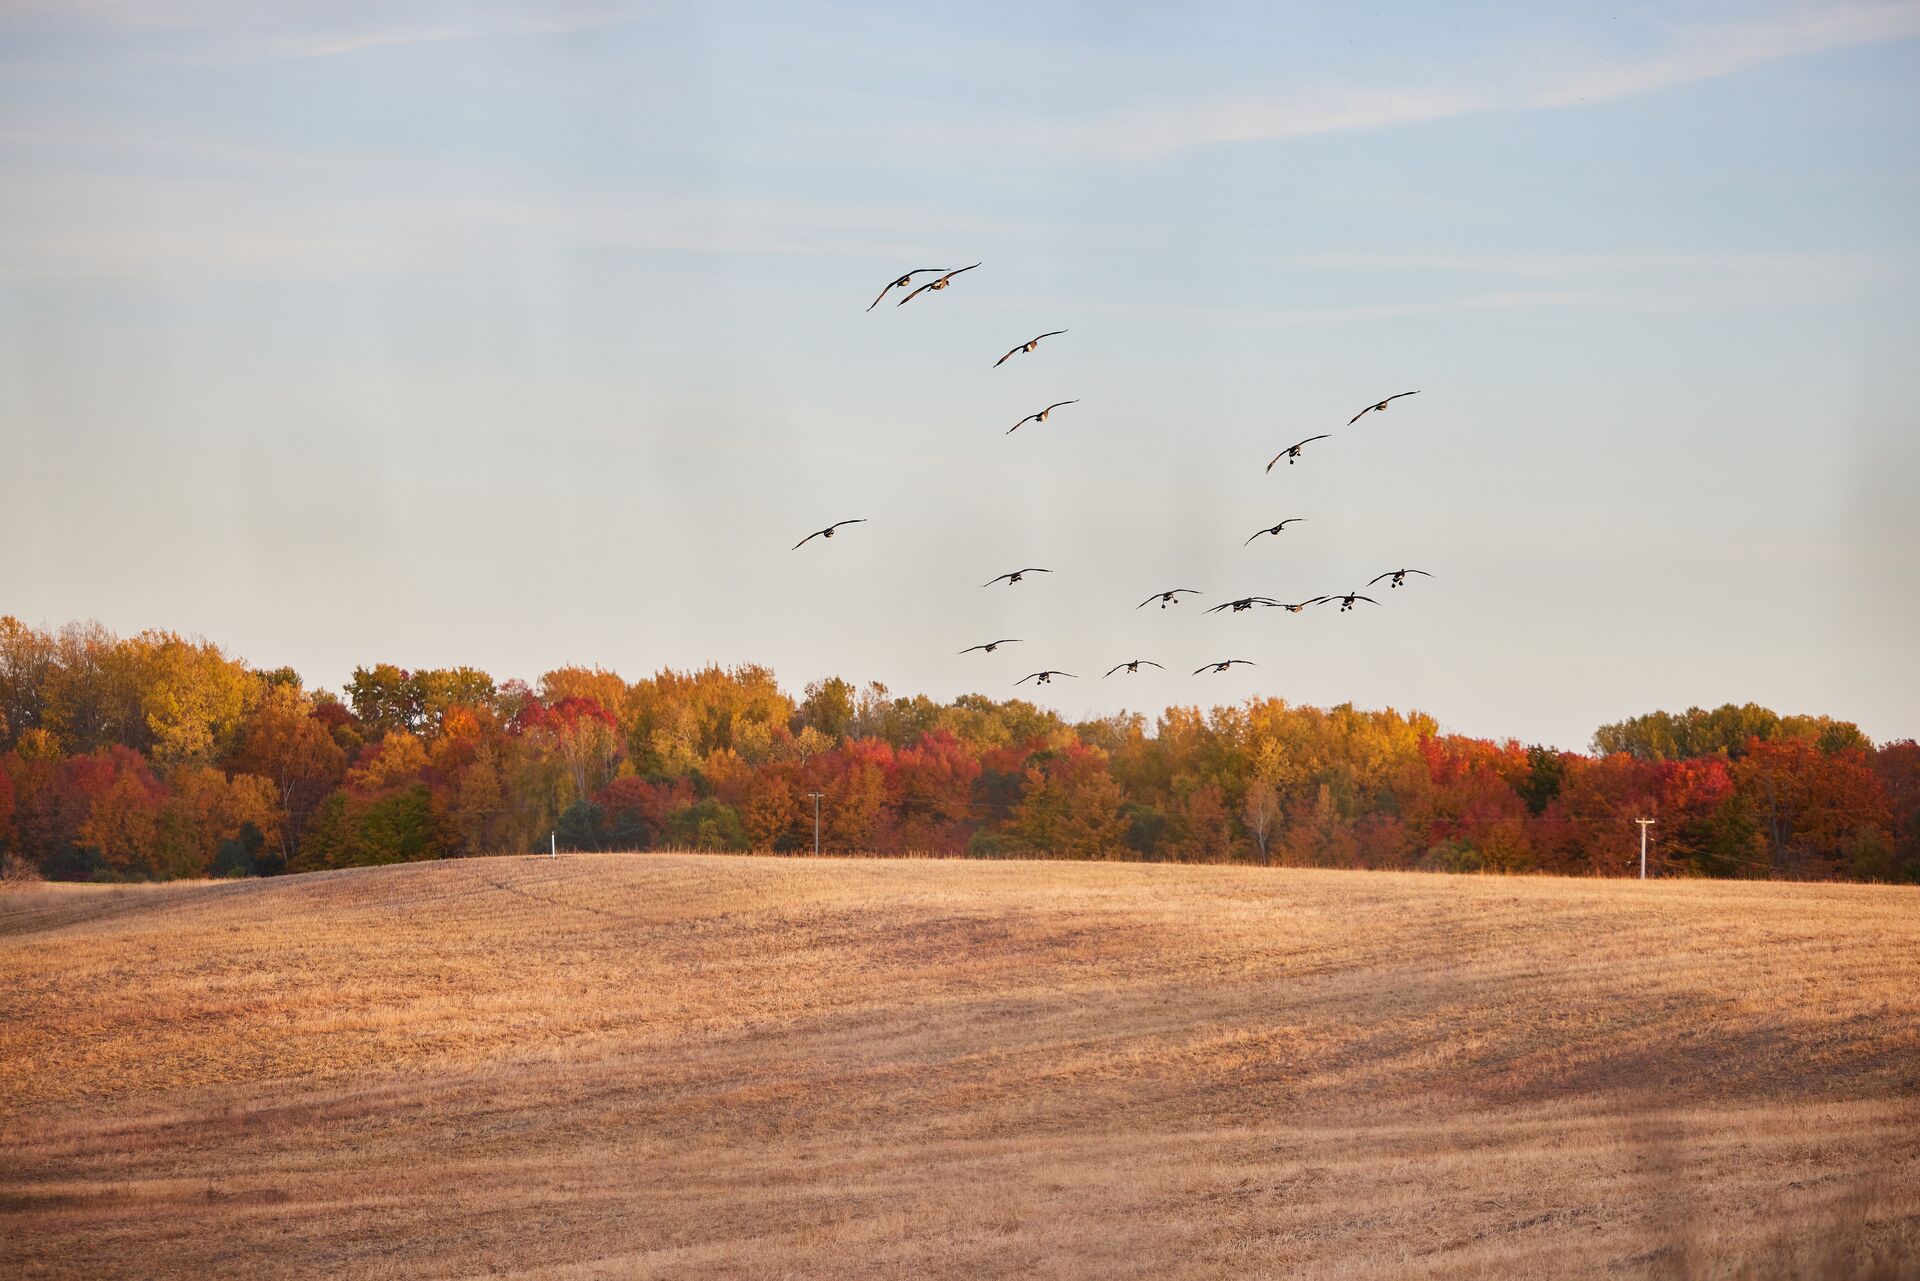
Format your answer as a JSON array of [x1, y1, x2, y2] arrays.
[[1732, 737, 1892, 878]]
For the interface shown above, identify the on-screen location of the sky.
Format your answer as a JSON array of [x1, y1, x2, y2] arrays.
[[1, 0, 1916, 750]]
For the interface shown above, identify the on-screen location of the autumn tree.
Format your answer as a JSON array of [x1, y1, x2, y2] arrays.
[[1013, 745, 1128, 860], [797, 677, 856, 740], [347, 665, 426, 739], [1243, 778, 1279, 864], [818, 737, 892, 851], [347, 731, 429, 792], [230, 683, 347, 864], [626, 664, 795, 775], [152, 766, 282, 878], [1871, 742, 1920, 882], [885, 730, 982, 854], [0, 616, 56, 751], [0, 761, 14, 854], [1731, 737, 1891, 877], [134, 632, 257, 765], [520, 697, 621, 807], [415, 667, 498, 728], [1594, 704, 1872, 762], [42, 621, 147, 754]]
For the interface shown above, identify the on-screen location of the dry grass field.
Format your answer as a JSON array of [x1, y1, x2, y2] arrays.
[[3, 854, 1918, 1280]]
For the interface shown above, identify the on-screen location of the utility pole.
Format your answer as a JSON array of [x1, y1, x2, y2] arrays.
[[807, 792, 824, 857], [1635, 818, 1654, 880]]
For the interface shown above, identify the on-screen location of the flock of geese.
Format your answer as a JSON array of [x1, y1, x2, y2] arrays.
[[799, 263, 1435, 691]]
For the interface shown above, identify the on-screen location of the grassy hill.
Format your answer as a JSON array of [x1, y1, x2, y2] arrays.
[[3, 855, 1917, 1279]]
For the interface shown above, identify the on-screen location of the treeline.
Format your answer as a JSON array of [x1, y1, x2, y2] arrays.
[[0, 617, 1914, 883]]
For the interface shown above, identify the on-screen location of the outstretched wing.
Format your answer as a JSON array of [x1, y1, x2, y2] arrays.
[[1104, 664, 1127, 677], [867, 268, 944, 310], [791, 530, 822, 550], [1355, 595, 1380, 605], [1367, 572, 1392, 586], [829, 518, 866, 532], [982, 573, 1013, 587], [1348, 393, 1416, 425], [897, 279, 939, 306], [1270, 435, 1327, 468], [1142, 661, 1164, 669], [993, 344, 1022, 368], [1007, 413, 1037, 434], [945, 262, 982, 280], [1405, 569, 1432, 578], [1045, 400, 1079, 413]]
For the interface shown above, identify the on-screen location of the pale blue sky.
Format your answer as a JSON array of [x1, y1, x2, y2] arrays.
[[3, 1, 1916, 749]]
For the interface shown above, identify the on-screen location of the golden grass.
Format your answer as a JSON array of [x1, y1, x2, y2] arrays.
[[2, 855, 1917, 1279]]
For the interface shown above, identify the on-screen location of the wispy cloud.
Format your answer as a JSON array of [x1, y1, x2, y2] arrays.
[[0, 167, 1025, 282], [977, 1, 1920, 158], [1254, 246, 1913, 321], [0, 0, 655, 64], [1288, 247, 1899, 291]]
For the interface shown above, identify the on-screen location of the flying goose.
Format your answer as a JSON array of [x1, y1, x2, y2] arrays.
[[1008, 400, 1078, 434], [1194, 659, 1256, 675], [791, 519, 866, 550], [1104, 660, 1164, 677], [1324, 592, 1380, 612], [1015, 670, 1076, 686], [959, 639, 1022, 654], [994, 330, 1067, 367], [1266, 435, 1329, 471], [1367, 569, 1433, 589], [1207, 596, 1281, 614], [896, 263, 981, 306], [1273, 598, 1328, 614], [868, 269, 948, 311], [1137, 588, 1201, 610], [1244, 518, 1306, 545], [983, 568, 1052, 587], [1347, 391, 1419, 425]]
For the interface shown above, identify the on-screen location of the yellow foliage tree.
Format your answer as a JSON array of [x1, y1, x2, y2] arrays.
[[347, 731, 429, 791], [134, 632, 256, 765]]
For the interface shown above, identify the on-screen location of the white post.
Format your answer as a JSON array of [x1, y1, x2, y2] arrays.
[[550, 831, 556, 859], [1635, 818, 1654, 880], [807, 792, 824, 857]]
